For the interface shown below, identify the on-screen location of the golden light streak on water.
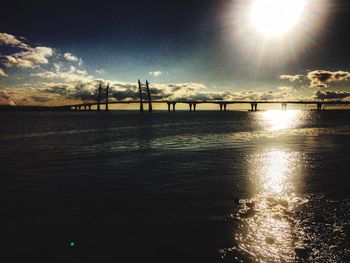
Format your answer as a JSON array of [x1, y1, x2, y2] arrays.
[[261, 110, 301, 132], [230, 111, 309, 262]]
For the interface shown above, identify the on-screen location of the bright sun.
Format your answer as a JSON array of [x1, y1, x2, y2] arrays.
[[251, 0, 306, 37]]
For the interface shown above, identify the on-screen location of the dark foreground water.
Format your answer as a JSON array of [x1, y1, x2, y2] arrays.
[[1, 110, 350, 262]]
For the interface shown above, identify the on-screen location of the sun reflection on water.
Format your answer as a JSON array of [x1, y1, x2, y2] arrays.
[[259, 150, 296, 196], [261, 110, 301, 132], [224, 110, 309, 262], [232, 149, 304, 261]]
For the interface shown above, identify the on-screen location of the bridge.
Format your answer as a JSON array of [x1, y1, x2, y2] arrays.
[[57, 80, 350, 112]]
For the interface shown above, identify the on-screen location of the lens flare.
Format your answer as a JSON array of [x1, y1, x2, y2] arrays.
[[251, 0, 306, 37], [225, 0, 329, 65]]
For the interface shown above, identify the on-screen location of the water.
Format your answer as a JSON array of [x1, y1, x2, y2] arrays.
[[1, 110, 350, 262]]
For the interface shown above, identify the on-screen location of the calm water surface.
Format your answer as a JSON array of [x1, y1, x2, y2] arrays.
[[1, 110, 350, 262]]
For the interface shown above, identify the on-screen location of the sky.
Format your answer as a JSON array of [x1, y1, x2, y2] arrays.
[[1, 0, 350, 106]]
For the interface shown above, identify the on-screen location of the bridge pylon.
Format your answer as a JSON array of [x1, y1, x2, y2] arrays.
[[146, 80, 152, 112], [105, 84, 109, 111], [97, 84, 102, 111], [138, 80, 153, 112]]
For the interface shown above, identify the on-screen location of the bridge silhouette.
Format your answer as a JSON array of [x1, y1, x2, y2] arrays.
[[56, 80, 350, 112]]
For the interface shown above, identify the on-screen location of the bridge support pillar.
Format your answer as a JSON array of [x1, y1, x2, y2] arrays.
[[172, 102, 176, 112], [84, 105, 87, 111], [167, 102, 171, 112], [223, 104, 227, 112], [189, 103, 193, 111], [282, 103, 287, 111], [193, 103, 197, 112], [317, 102, 323, 111], [251, 103, 258, 111], [219, 104, 223, 112], [88, 105, 91, 111]]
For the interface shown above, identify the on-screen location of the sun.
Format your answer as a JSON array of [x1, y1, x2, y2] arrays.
[[251, 0, 306, 37]]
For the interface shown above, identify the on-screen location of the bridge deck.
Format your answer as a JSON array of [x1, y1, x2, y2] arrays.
[[64, 100, 350, 108]]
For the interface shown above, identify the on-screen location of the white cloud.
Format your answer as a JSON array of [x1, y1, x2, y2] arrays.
[[0, 68, 8, 77], [149, 71, 162, 77], [0, 32, 29, 49], [95, 69, 105, 74], [63, 52, 83, 66], [63, 52, 78, 62], [0, 32, 53, 70], [1, 46, 53, 68], [32, 66, 93, 83], [280, 74, 303, 82]]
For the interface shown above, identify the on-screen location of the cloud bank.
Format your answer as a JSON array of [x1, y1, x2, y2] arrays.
[[1, 32, 350, 106], [315, 90, 350, 100]]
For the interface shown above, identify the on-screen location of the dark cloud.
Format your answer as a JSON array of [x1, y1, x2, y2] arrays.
[[307, 70, 350, 89], [315, 90, 350, 100], [30, 96, 52, 103]]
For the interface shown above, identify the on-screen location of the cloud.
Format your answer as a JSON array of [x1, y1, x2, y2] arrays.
[[10, 78, 300, 105], [63, 53, 78, 62], [30, 96, 52, 103], [0, 32, 54, 70], [259, 87, 294, 101], [33, 81, 208, 102], [40, 81, 100, 101], [280, 74, 303, 82], [2, 32, 349, 106], [1, 46, 53, 68], [0, 32, 29, 49], [315, 90, 350, 100], [307, 70, 350, 89], [95, 69, 105, 74], [32, 65, 92, 83], [63, 52, 83, 65], [149, 71, 162, 77], [0, 87, 16, 105], [0, 68, 8, 77]]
